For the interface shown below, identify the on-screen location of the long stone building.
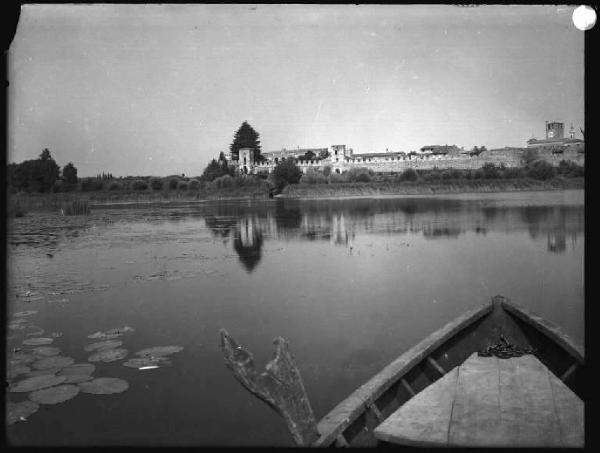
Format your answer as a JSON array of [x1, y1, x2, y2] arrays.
[[227, 121, 584, 175]]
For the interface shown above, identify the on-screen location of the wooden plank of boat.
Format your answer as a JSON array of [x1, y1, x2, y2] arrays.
[[373, 353, 584, 447]]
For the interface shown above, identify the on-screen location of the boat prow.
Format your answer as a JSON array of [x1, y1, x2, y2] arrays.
[[220, 295, 584, 447]]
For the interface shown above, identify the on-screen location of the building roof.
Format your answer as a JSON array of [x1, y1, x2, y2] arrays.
[[263, 147, 328, 157], [526, 138, 584, 145], [352, 152, 406, 159]]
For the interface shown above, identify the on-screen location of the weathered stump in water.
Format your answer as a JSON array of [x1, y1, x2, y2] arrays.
[[220, 329, 319, 446]]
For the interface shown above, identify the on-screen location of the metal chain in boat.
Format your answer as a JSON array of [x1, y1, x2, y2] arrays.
[[478, 334, 535, 359]]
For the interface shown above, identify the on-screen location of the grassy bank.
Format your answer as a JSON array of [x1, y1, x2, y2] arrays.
[[281, 177, 584, 198], [8, 185, 270, 214]]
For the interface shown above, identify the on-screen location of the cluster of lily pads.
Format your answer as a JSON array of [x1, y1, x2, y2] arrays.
[[6, 312, 129, 426], [7, 310, 184, 426], [84, 326, 184, 370]]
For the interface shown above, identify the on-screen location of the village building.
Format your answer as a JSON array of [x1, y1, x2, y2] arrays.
[[224, 121, 583, 175], [527, 121, 584, 151]]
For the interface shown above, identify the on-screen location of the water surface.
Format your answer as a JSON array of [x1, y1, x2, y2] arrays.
[[6, 190, 584, 446]]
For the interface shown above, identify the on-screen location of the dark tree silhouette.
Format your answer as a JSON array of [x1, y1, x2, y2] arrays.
[[229, 121, 262, 161], [62, 162, 78, 189], [272, 158, 302, 192]]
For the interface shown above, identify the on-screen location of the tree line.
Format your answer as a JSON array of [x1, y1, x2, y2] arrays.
[[7, 149, 79, 193]]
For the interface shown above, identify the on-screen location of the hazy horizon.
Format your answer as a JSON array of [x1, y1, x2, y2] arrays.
[[8, 4, 584, 177]]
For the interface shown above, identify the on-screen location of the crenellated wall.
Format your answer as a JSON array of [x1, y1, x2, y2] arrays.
[[242, 146, 584, 174]]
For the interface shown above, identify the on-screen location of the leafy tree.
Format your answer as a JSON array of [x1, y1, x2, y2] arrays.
[[300, 150, 316, 162], [272, 158, 302, 192], [229, 121, 262, 161], [34, 148, 60, 192], [401, 168, 418, 182], [62, 162, 78, 189], [218, 151, 235, 176], [202, 159, 225, 182], [481, 163, 500, 179], [150, 178, 163, 190], [527, 160, 555, 180], [319, 149, 330, 160]]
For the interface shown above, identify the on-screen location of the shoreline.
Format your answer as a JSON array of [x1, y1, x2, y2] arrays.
[[279, 177, 584, 199], [8, 177, 584, 211]]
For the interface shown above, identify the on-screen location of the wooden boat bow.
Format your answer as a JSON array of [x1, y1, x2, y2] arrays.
[[220, 295, 584, 447]]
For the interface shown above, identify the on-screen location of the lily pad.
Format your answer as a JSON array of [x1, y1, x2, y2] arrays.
[[87, 326, 134, 340], [6, 401, 39, 425], [83, 340, 123, 352], [62, 374, 94, 384], [59, 364, 95, 376], [8, 322, 27, 331], [14, 310, 38, 318], [25, 325, 45, 336], [29, 384, 80, 404], [79, 377, 129, 394], [32, 346, 61, 357], [10, 318, 28, 325], [135, 346, 184, 358], [7, 365, 31, 379], [9, 374, 67, 392], [8, 352, 37, 366], [88, 348, 128, 363], [122, 356, 172, 369], [26, 367, 63, 377], [23, 338, 54, 346], [32, 356, 75, 370]]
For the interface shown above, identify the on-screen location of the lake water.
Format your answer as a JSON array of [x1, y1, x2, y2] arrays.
[[6, 190, 584, 446]]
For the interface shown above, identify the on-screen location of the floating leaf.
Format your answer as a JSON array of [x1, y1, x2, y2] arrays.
[[122, 357, 172, 369], [25, 325, 45, 336], [8, 353, 37, 366], [26, 367, 63, 377], [79, 377, 129, 394], [23, 338, 54, 346], [7, 365, 31, 379], [14, 310, 38, 318], [87, 326, 134, 340], [32, 346, 61, 357], [62, 374, 94, 384], [10, 318, 28, 324], [59, 364, 95, 376], [135, 346, 184, 358], [29, 384, 80, 404], [32, 356, 75, 370], [9, 374, 67, 392], [83, 340, 123, 352], [6, 401, 39, 425], [9, 322, 27, 331], [88, 348, 128, 363]]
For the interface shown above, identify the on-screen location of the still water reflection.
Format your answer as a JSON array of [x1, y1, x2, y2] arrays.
[[7, 191, 583, 446]]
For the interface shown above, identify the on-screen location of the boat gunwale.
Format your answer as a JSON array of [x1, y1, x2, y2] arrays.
[[313, 301, 494, 447], [500, 299, 584, 364]]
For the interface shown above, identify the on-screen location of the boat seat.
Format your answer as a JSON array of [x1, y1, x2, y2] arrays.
[[373, 352, 584, 447]]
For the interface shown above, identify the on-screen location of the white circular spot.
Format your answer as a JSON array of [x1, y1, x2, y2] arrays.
[[572, 5, 596, 31]]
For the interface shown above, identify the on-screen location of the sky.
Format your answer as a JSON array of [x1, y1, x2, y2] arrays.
[[8, 4, 584, 177]]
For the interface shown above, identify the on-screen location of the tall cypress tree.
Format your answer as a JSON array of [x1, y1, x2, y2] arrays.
[[229, 121, 262, 161]]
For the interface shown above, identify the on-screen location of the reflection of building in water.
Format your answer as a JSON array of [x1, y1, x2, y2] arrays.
[[331, 212, 354, 245], [547, 229, 567, 253], [232, 216, 264, 273]]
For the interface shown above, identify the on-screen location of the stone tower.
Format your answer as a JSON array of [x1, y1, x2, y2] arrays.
[[238, 148, 254, 174]]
